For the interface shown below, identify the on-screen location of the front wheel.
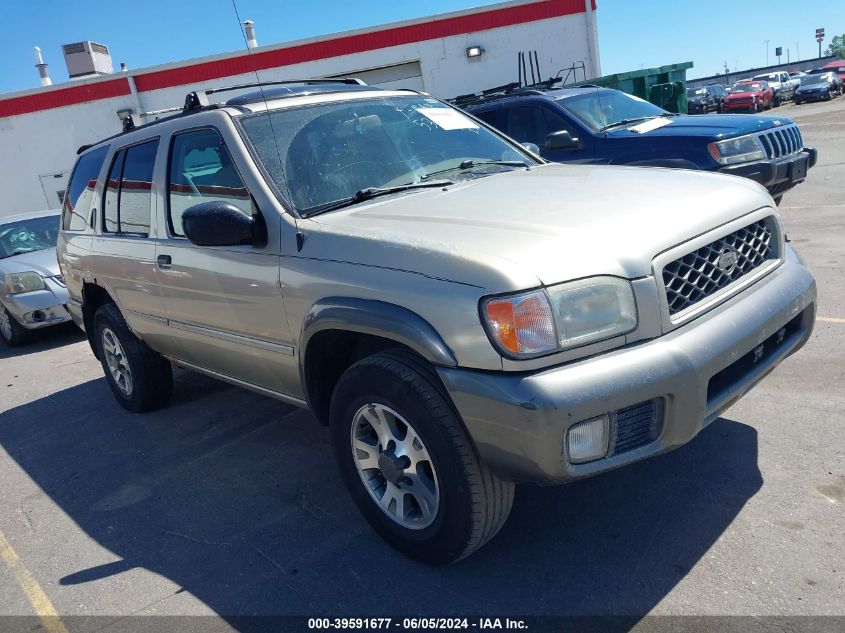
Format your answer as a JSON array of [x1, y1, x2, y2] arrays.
[[93, 303, 173, 412], [330, 350, 514, 564], [0, 305, 30, 347]]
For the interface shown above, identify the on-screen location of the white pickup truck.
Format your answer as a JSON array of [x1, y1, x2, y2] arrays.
[[753, 71, 800, 105]]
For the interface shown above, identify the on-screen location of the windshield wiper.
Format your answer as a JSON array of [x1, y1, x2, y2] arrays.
[[420, 160, 530, 181], [598, 116, 659, 132], [302, 179, 454, 217]]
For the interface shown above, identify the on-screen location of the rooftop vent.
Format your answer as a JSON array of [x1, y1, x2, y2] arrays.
[[62, 41, 113, 79]]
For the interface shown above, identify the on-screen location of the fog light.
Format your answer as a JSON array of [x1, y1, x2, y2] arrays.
[[567, 415, 610, 464]]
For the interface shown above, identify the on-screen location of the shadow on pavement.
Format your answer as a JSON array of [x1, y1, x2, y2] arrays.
[[0, 374, 763, 625], [0, 322, 85, 360]]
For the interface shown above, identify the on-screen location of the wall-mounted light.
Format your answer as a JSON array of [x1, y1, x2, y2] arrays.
[[466, 46, 484, 59]]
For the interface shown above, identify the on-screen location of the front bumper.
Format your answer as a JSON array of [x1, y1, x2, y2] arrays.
[[794, 90, 829, 102], [438, 251, 816, 484], [723, 101, 757, 112], [2, 279, 71, 330], [719, 148, 817, 193]]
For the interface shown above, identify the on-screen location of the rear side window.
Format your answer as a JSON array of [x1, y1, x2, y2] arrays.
[[167, 128, 252, 237], [102, 140, 158, 235], [505, 106, 574, 147], [62, 145, 108, 231]]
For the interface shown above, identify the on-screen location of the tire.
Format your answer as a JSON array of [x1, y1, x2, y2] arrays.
[[0, 305, 31, 347], [330, 349, 514, 564], [93, 303, 173, 412], [756, 102, 762, 112]]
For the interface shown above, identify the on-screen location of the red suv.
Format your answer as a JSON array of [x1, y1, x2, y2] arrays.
[[723, 81, 774, 112]]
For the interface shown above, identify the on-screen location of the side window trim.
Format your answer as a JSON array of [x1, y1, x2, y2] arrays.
[[101, 136, 159, 237]]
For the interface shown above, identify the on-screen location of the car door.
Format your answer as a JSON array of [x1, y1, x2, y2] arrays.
[[156, 126, 298, 397], [90, 139, 172, 350], [503, 103, 594, 163]]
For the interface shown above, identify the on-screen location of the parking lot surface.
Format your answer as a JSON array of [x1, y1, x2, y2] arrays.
[[1, 97, 844, 629]]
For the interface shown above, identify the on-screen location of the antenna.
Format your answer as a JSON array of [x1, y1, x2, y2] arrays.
[[229, 0, 302, 247]]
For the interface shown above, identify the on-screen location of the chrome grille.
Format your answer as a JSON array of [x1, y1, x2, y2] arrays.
[[755, 124, 803, 159], [662, 218, 776, 316]]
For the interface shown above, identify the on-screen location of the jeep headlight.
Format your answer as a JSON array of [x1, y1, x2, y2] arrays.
[[707, 135, 765, 165], [482, 276, 637, 358], [2, 271, 46, 294]]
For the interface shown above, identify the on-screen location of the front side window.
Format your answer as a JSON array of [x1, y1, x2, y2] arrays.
[[63, 145, 109, 231], [168, 128, 252, 237], [102, 140, 158, 235], [238, 96, 534, 216], [505, 106, 573, 147]]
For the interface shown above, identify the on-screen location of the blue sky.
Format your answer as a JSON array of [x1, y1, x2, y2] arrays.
[[0, 0, 842, 94]]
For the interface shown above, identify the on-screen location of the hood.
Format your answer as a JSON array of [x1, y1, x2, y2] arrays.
[[607, 113, 794, 140], [0, 248, 59, 278], [304, 164, 772, 291]]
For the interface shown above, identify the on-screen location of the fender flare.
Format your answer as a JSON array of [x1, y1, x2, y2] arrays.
[[299, 297, 458, 369]]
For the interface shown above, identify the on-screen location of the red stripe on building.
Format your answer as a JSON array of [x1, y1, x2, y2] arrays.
[[0, 78, 131, 118], [134, 0, 592, 91], [0, 0, 594, 117]]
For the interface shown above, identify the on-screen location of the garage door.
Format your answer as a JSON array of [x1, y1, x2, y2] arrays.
[[331, 61, 424, 91]]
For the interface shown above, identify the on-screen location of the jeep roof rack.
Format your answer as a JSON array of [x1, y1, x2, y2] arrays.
[[184, 77, 368, 111], [448, 78, 603, 108]]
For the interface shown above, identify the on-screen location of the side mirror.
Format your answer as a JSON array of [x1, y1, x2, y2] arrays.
[[545, 129, 583, 151], [182, 201, 256, 247], [520, 142, 540, 155]]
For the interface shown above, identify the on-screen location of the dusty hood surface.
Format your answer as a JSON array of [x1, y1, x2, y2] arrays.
[[0, 247, 60, 278], [306, 164, 774, 291]]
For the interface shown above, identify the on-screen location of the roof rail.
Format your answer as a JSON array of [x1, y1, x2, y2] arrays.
[[448, 78, 573, 107], [183, 78, 367, 111]]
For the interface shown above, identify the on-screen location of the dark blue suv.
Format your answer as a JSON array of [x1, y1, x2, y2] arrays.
[[461, 85, 816, 203]]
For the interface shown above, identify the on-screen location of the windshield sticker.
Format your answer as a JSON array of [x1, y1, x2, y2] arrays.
[[630, 117, 674, 134], [415, 107, 479, 130]]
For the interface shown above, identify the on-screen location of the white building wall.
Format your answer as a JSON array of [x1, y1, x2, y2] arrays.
[[0, 4, 597, 215]]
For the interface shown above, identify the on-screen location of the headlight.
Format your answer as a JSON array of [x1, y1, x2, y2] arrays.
[[481, 276, 638, 358], [2, 271, 47, 294], [707, 134, 765, 165]]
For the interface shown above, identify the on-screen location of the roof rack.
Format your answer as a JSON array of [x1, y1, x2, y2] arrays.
[[98, 77, 370, 142], [183, 77, 367, 111]]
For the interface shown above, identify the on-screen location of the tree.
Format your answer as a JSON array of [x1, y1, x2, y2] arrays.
[[826, 34, 845, 59]]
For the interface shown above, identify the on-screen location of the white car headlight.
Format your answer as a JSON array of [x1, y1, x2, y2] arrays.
[[2, 271, 47, 294], [481, 276, 638, 358], [707, 134, 766, 165]]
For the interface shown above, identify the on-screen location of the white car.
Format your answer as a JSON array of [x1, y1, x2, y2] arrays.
[[0, 209, 71, 346], [753, 71, 799, 105]]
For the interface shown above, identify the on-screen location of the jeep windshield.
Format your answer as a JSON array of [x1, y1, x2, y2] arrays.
[[237, 95, 535, 217], [555, 90, 669, 133]]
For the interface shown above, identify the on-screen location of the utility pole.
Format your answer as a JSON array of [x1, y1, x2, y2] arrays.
[[796, 42, 800, 61], [765, 39, 770, 66], [787, 49, 790, 64]]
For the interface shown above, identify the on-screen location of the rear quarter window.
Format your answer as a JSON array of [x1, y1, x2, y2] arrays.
[[62, 145, 109, 231]]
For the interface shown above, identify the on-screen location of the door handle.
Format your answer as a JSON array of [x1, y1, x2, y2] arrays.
[[156, 254, 172, 270]]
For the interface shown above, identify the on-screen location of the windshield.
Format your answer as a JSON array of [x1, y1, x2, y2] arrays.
[[687, 88, 706, 97], [731, 83, 763, 93], [237, 95, 534, 215], [556, 90, 667, 132], [801, 74, 828, 85], [753, 75, 777, 82], [0, 215, 59, 259]]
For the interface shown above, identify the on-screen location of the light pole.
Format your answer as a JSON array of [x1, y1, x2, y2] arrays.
[[765, 40, 770, 66], [796, 42, 800, 61]]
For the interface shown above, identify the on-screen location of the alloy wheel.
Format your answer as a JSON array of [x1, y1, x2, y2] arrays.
[[101, 327, 133, 396], [350, 403, 440, 530]]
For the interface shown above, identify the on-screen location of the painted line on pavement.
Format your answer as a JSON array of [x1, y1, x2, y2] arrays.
[[817, 317, 845, 324], [0, 529, 69, 633]]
